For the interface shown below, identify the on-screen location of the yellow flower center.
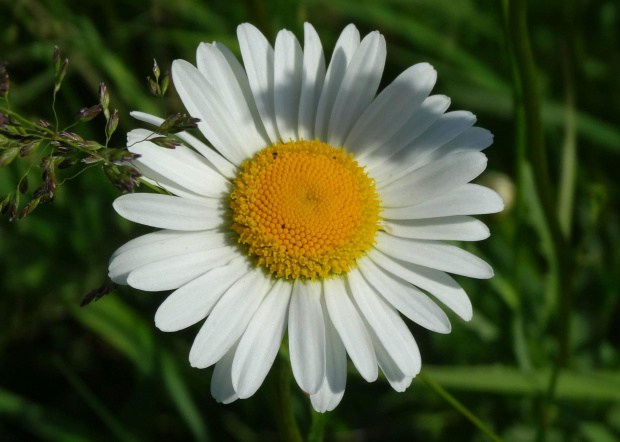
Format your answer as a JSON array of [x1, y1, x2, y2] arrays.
[[230, 140, 381, 279]]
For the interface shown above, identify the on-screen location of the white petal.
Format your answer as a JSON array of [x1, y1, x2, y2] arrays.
[[360, 94, 450, 167], [130, 111, 237, 179], [345, 63, 436, 156], [368, 249, 473, 321], [274, 30, 303, 141], [210, 341, 239, 404], [382, 216, 490, 241], [110, 230, 187, 262], [374, 111, 477, 187], [417, 127, 494, 168], [172, 59, 250, 165], [113, 193, 225, 231], [127, 246, 238, 291], [379, 151, 488, 207], [128, 129, 230, 198], [310, 295, 347, 413], [348, 268, 422, 376], [189, 269, 271, 368], [323, 277, 377, 382], [214, 42, 270, 145], [364, 322, 414, 392], [314, 24, 360, 142], [381, 184, 505, 220], [374, 231, 494, 279], [155, 257, 252, 332], [327, 32, 386, 147], [196, 43, 268, 154], [109, 230, 229, 285], [237, 23, 280, 143], [357, 258, 451, 333], [136, 163, 207, 201], [298, 23, 326, 141], [232, 279, 292, 399], [289, 279, 325, 394]]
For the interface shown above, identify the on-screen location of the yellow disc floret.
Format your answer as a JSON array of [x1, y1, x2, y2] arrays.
[[230, 139, 381, 279]]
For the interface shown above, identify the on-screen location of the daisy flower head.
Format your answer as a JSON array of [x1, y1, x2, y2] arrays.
[[110, 23, 504, 412]]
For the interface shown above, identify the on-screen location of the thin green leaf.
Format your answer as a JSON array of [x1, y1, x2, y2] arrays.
[[68, 295, 156, 375], [422, 366, 620, 401]]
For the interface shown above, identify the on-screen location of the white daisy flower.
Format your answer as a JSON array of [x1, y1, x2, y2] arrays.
[[109, 22, 504, 412]]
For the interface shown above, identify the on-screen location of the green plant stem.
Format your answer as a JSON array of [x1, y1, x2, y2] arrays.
[[52, 91, 60, 130], [557, 46, 577, 239], [0, 107, 93, 156], [504, 1, 574, 440], [270, 355, 303, 442], [307, 409, 327, 442], [419, 372, 503, 442]]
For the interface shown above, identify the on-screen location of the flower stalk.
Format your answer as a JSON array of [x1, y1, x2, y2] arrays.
[[504, 0, 574, 440], [269, 355, 303, 442]]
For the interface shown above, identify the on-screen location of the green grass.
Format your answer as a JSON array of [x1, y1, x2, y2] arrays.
[[1, 0, 619, 440]]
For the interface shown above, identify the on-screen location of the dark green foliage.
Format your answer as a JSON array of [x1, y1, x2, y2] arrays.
[[0, 0, 619, 441]]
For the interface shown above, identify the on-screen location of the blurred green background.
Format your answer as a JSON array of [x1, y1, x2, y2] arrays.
[[1, 0, 619, 440]]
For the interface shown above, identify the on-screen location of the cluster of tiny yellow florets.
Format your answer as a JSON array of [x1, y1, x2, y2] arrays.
[[230, 139, 381, 279]]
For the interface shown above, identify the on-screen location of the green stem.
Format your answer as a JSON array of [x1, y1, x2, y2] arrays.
[[307, 409, 327, 442], [419, 373, 503, 442], [52, 91, 60, 130], [1, 107, 106, 156], [557, 45, 577, 238], [270, 355, 303, 442], [504, 1, 573, 440]]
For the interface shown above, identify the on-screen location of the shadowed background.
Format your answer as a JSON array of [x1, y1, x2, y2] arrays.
[[1, 0, 619, 440]]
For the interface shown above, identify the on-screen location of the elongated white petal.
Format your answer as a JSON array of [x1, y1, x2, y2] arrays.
[[113, 194, 225, 231], [345, 63, 436, 156], [110, 230, 188, 261], [289, 279, 325, 394], [298, 23, 326, 141], [211, 341, 239, 404], [237, 23, 280, 143], [136, 164, 206, 202], [232, 280, 292, 399], [274, 30, 303, 141], [357, 258, 451, 333], [324, 277, 377, 382], [418, 127, 494, 168], [172, 60, 254, 165], [109, 230, 230, 284], [379, 152, 488, 206], [314, 24, 360, 141], [128, 129, 230, 198], [214, 42, 270, 144], [129, 111, 238, 179], [196, 42, 268, 154], [364, 321, 414, 392], [327, 32, 386, 147], [382, 184, 505, 220], [189, 269, 271, 368], [310, 296, 347, 413], [361, 96, 450, 182], [382, 216, 490, 241], [127, 246, 238, 291], [374, 231, 493, 279], [374, 111, 477, 187], [368, 249, 473, 320], [155, 257, 252, 332], [348, 268, 422, 376]]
